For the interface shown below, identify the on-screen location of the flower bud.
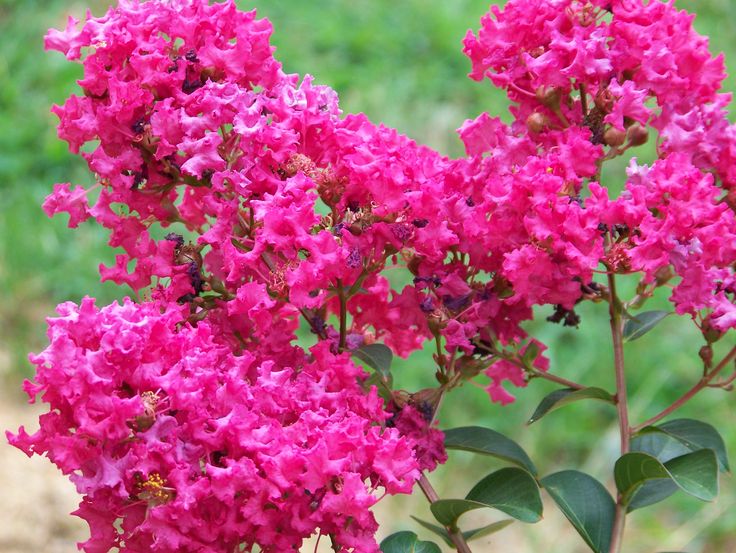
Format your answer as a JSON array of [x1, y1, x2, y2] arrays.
[[654, 265, 675, 286], [699, 345, 714, 369], [407, 255, 424, 275], [594, 89, 615, 113], [526, 112, 550, 134], [701, 316, 723, 343], [603, 127, 626, 147], [627, 123, 649, 146], [535, 86, 561, 109]]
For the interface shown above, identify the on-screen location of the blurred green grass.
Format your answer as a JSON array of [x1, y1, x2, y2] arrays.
[[0, 1, 734, 551]]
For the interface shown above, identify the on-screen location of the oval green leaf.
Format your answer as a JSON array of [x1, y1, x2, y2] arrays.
[[541, 470, 615, 553], [353, 343, 393, 378], [380, 531, 442, 553], [527, 387, 615, 424], [665, 449, 719, 500], [443, 426, 537, 475], [614, 450, 718, 505], [627, 478, 680, 512], [631, 431, 692, 462], [623, 310, 670, 341], [431, 467, 542, 527], [639, 418, 730, 473], [626, 432, 684, 511]]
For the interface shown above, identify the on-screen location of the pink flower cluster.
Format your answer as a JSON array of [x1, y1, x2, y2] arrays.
[[9, 0, 736, 550], [460, 0, 736, 345], [9, 297, 427, 552]]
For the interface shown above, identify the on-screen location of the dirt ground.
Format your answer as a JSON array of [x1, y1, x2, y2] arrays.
[[0, 389, 87, 553]]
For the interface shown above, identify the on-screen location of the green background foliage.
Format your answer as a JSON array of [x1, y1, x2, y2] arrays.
[[0, 1, 734, 551]]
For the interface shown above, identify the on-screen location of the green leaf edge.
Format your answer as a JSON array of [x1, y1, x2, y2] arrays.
[[379, 531, 442, 553], [443, 426, 537, 475], [614, 450, 719, 505], [527, 387, 615, 424], [541, 470, 615, 553], [637, 418, 730, 473], [410, 516, 513, 548], [353, 343, 393, 377], [622, 310, 671, 342]]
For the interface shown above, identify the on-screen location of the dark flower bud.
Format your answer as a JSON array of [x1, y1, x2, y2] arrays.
[[526, 112, 550, 134], [535, 86, 561, 109], [627, 123, 649, 146], [594, 89, 615, 113], [603, 127, 626, 147], [407, 255, 423, 275]]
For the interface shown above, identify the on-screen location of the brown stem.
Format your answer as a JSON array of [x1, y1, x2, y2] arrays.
[[607, 271, 630, 553], [417, 474, 473, 553], [632, 346, 736, 432], [529, 367, 587, 391], [336, 279, 347, 351], [610, 503, 627, 553], [579, 83, 589, 116]]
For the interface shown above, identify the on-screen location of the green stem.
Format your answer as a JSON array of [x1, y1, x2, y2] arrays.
[[607, 271, 630, 553]]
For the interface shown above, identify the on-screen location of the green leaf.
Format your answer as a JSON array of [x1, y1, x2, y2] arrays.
[[462, 520, 515, 542], [353, 343, 393, 378], [527, 387, 615, 424], [614, 450, 718, 507], [638, 419, 730, 473], [410, 517, 513, 548], [627, 478, 679, 512], [623, 310, 670, 341], [362, 370, 393, 401], [627, 433, 684, 510], [443, 426, 537, 475], [379, 531, 442, 553], [409, 517, 454, 548], [431, 467, 542, 527], [521, 341, 540, 366], [665, 450, 719, 500], [631, 431, 692, 462], [541, 470, 615, 553], [615, 453, 671, 505]]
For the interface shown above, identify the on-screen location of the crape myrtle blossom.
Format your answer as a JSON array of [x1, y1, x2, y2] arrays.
[[8, 0, 736, 551], [463, 0, 736, 189], [9, 298, 424, 552], [462, 0, 736, 340], [15, 1, 452, 551]]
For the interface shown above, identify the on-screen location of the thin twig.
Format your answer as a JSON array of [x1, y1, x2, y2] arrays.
[[632, 346, 736, 432], [417, 474, 473, 553], [528, 367, 587, 390], [336, 279, 347, 351]]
